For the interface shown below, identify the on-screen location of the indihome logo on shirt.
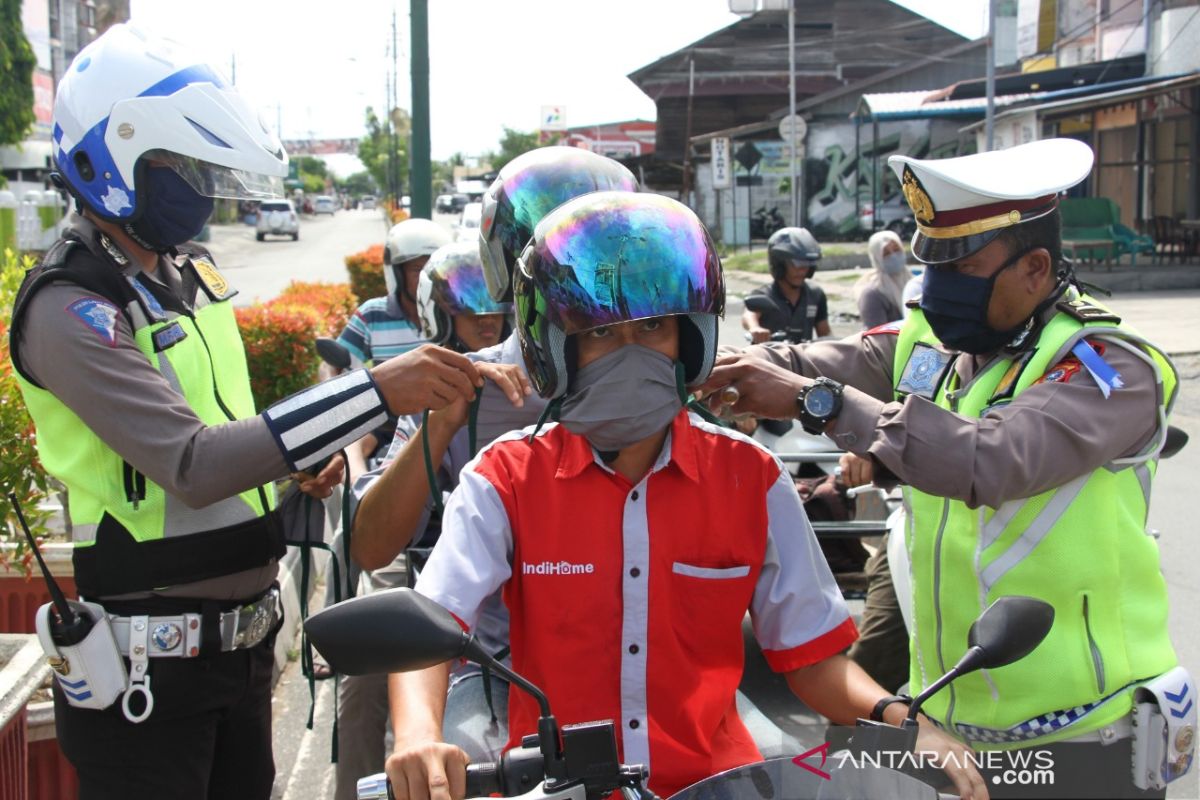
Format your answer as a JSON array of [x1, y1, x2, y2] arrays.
[[522, 560, 596, 576]]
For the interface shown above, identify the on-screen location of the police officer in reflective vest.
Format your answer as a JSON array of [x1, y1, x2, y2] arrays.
[[702, 138, 1193, 799], [8, 25, 486, 800]]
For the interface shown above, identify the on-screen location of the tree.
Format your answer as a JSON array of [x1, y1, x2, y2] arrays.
[[0, 0, 36, 147], [295, 155, 328, 179], [357, 107, 408, 201], [432, 152, 465, 192], [488, 128, 558, 174], [336, 171, 377, 197]]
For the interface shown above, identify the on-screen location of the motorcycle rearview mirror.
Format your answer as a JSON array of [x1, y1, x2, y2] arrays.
[[305, 588, 471, 675], [316, 337, 352, 371], [304, 588, 569, 782], [907, 595, 1054, 723], [1162, 425, 1188, 459]]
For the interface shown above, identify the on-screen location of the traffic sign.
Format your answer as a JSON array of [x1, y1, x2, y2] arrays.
[[778, 114, 807, 144]]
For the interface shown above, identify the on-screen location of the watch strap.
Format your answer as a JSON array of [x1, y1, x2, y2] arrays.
[[870, 693, 913, 723]]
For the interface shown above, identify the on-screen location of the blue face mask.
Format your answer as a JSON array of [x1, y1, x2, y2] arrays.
[[919, 248, 1029, 355], [126, 166, 214, 252]]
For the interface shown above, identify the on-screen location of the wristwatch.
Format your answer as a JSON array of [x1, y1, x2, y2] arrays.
[[795, 377, 844, 435], [870, 693, 913, 723]]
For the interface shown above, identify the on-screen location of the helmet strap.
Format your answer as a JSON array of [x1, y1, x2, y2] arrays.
[[525, 397, 562, 445]]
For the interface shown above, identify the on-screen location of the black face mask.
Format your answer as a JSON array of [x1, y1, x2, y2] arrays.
[[919, 248, 1032, 355], [125, 166, 214, 253]]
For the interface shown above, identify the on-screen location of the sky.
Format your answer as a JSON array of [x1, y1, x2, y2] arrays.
[[129, 0, 987, 175]]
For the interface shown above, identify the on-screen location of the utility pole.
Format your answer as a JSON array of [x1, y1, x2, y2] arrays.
[[391, 8, 401, 204], [986, 0, 996, 151], [681, 52, 695, 203], [410, 0, 432, 219], [787, 0, 797, 226]]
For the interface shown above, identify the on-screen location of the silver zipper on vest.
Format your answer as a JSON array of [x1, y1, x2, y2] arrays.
[[1082, 595, 1106, 694]]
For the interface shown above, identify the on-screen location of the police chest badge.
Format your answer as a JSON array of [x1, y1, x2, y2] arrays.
[[191, 257, 236, 301], [897, 342, 953, 399]]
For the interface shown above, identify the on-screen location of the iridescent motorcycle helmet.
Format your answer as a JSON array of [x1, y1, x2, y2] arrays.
[[479, 146, 638, 303], [416, 241, 513, 345], [514, 191, 725, 400]]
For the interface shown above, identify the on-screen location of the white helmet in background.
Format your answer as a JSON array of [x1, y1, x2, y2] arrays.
[[51, 24, 287, 251], [383, 218, 451, 302]]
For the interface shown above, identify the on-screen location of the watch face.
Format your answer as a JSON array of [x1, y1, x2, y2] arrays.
[[804, 385, 836, 417]]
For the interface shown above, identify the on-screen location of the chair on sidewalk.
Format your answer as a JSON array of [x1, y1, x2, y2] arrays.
[[1061, 198, 1155, 265]]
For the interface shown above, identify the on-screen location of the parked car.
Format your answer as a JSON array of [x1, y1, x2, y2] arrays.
[[257, 199, 299, 241], [455, 201, 483, 242], [314, 195, 337, 215], [858, 196, 915, 238], [436, 194, 457, 214], [360, 195, 377, 210]]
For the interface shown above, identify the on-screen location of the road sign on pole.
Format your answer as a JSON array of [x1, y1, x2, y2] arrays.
[[778, 113, 807, 144], [712, 138, 732, 189]]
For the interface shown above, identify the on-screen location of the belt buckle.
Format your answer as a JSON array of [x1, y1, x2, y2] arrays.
[[234, 589, 278, 650]]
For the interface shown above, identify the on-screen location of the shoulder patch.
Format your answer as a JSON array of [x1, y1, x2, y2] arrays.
[[1056, 297, 1120, 324], [865, 321, 903, 336], [128, 275, 167, 321], [190, 257, 235, 301], [67, 297, 121, 347], [896, 342, 954, 399]]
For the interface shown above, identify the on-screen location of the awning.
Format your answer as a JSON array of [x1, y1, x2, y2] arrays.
[[958, 71, 1200, 133]]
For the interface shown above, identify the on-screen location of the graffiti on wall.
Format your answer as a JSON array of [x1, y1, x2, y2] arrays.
[[804, 120, 974, 237]]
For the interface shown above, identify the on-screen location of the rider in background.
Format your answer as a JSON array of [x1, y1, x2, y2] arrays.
[[386, 192, 987, 800], [742, 227, 831, 344], [332, 241, 524, 800]]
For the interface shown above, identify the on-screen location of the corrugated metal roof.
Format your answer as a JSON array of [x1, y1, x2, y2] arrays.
[[856, 73, 1181, 121]]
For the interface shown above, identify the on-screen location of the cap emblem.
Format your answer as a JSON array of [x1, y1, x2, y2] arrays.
[[902, 168, 935, 224]]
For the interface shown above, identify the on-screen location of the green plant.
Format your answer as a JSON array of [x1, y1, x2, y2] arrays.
[[1, 248, 52, 577], [276, 281, 358, 337], [235, 303, 322, 411], [234, 280, 363, 411], [344, 244, 388, 303]]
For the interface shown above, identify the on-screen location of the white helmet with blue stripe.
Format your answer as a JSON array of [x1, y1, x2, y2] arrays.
[[52, 24, 287, 223]]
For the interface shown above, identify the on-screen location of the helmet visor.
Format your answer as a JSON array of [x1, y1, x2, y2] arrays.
[[518, 192, 724, 336], [430, 247, 514, 316], [147, 149, 284, 200]]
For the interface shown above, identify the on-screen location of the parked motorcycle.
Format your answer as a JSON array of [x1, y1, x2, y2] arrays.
[[750, 206, 786, 241], [304, 588, 1055, 800]]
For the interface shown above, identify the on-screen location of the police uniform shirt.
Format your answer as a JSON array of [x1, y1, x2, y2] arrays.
[[747, 298, 1160, 510], [745, 281, 828, 342], [17, 216, 387, 601]]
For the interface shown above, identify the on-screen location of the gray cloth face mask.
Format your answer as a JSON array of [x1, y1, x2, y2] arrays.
[[559, 344, 684, 453], [881, 251, 908, 274]]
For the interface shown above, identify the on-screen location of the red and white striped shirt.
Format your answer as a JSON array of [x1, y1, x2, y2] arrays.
[[416, 409, 857, 796]]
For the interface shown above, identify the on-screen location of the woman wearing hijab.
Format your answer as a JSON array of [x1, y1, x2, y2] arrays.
[[854, 230, 911, 328]]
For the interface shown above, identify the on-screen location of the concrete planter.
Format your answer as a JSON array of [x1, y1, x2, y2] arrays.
[[0, 634, 50, 800]]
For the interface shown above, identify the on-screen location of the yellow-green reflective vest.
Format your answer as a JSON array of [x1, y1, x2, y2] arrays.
[[11, 239, 281, 598], [894, 297, 1177, 748]]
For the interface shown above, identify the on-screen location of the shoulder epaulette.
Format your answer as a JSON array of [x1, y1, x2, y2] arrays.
[[1055, 297, 1121, 324]]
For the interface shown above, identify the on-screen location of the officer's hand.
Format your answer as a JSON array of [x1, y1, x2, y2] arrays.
[[385, 740, 470, 800], [914, 720, 989, 800], [476, 361, 532, 407], [698, 352, 810, 420], [749, 326, 773, 344], [838, 452, 873, 488], [371, 345, 483, 415], [293, 453, 346, 499]]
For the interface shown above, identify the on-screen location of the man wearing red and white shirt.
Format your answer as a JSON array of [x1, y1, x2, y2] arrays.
[[386, 192, 985, 800]]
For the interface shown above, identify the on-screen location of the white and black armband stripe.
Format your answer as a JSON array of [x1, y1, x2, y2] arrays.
[[262, 369, 389, 472]]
